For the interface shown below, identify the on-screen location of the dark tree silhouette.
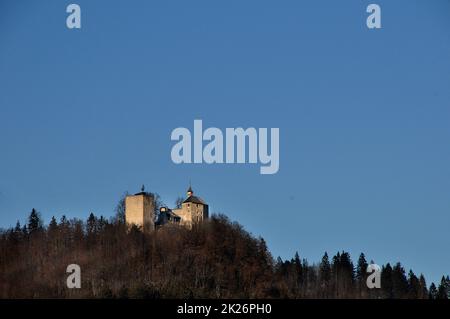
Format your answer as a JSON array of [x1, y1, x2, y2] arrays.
[[319, 252, 331, 298], [418, 274, 428, 299], [392, 262, 409, 298], [356, 253, 368, 297], [429, 283, 438, 299], [381, 263, 393, 298], [114, 192, 129, 224], [437, 276, 449, 299], [27, 208, 43, 234], [175, 196, 184, 209], [407, 270, 420, 299]]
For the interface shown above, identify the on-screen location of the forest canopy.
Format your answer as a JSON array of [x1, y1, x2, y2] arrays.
[[0, 208, 448, 299]]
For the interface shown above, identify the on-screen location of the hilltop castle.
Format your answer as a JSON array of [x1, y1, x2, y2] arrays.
[[125, 186, 209, 232]]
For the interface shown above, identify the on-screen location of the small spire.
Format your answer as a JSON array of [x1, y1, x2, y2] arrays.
[[187, 183, 193, 197], [141, 184, 145, 193]]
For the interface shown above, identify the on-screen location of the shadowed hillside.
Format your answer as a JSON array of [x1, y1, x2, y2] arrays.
[[0, 209, 448, 299]]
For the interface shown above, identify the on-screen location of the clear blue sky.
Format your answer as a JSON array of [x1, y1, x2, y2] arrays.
[[0, 0, 449, 285]]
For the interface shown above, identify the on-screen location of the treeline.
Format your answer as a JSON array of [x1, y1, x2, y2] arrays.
[[0, 208, 449, 299]]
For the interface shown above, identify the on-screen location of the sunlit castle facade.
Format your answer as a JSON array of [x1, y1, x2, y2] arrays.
[[124, 188, 155, 232], [171, 186, 209, 227], [125, 186, 209, 232]]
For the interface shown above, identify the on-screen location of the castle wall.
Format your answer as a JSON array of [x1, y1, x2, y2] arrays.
[[125, 188, 208, 230], [173, 202, 208, 227], [172, 207, 192, 226], [125, 194, 155, 232]]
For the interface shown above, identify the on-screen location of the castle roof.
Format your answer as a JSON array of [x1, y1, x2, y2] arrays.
[[163, 209, 181, 219], [134, 185, 150, 196], [169, 211, 181, 219], [183, 195, 207, 205], [134, 191, 153, 197]]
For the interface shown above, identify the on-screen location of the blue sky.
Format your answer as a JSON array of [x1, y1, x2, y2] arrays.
[[0, 0, 449, 285]]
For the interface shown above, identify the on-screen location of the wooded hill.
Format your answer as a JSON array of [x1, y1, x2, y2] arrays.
[[0, 208, 448, 299]]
